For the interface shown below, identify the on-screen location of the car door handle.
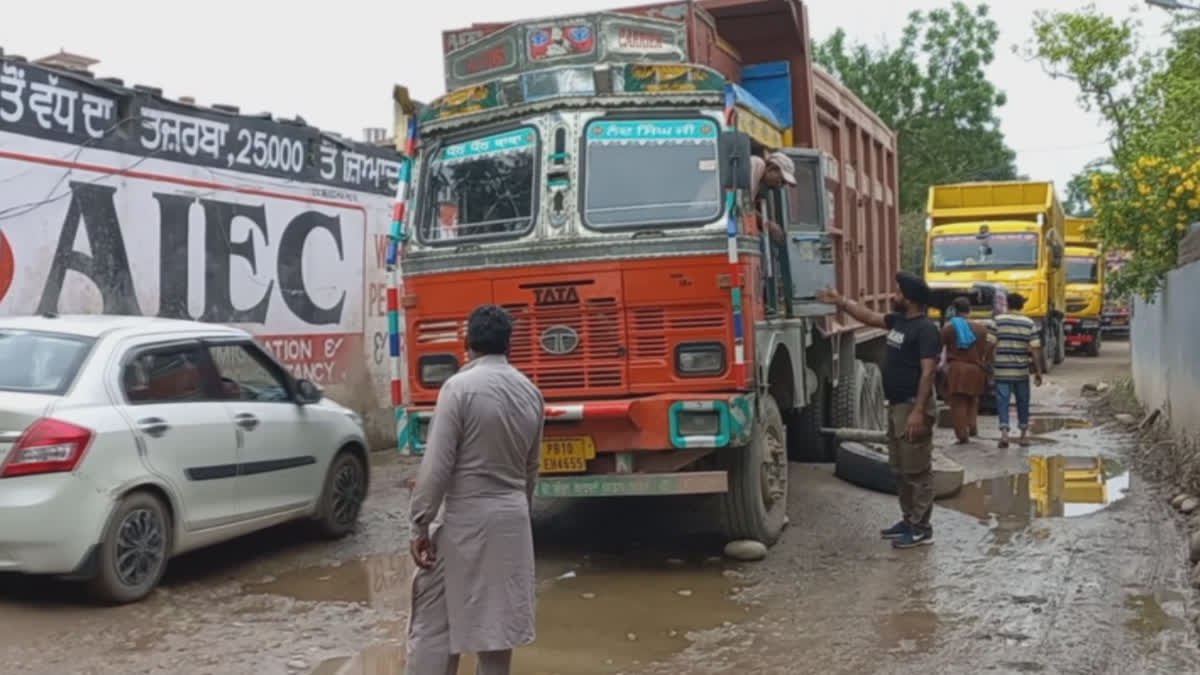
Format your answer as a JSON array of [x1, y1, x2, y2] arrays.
[[234, 413, 259, 431], [136, 417, 169, 438]]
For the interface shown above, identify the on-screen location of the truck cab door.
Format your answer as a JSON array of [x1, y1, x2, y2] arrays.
[[777, 149, 835, 315]]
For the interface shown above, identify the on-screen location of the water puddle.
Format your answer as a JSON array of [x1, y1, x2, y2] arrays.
[[1028, 416, 1092, 434], [943, 455, 1129, 525], [255, 553, 748, 675], [1124, 590, 1188, 635], [244, 552, 410, 612]]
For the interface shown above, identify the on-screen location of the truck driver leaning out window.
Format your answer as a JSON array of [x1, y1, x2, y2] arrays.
[[750, 150, 796, 244]]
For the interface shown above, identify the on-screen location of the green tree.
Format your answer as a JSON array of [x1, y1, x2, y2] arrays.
[[813, 2, 1018, 215], [1029, 6, 1200, 298]]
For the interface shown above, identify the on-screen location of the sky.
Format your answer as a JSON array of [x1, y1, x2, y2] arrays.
[[0, 0, 1177, 193]]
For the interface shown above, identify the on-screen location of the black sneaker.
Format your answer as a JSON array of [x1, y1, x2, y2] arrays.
[[880, 520, 908, 539], [892, 524, 933, 549]]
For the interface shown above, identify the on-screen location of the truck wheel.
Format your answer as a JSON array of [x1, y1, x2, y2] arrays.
[[1086, 331, 1102, 357], [1038, 327, 1052, 374], [788, 376, 833, 462], [1052, 321, 1066, 365], [831, 359, 863, 428], [718, 394, 788, 545], [834, 442, 964, 499]]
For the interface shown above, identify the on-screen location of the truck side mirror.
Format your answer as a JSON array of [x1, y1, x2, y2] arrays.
[[718, 130, 752, 192]]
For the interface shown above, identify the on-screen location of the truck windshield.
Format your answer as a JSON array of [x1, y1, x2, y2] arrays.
[[929, 233, 1038, 271], [418, 126, 538, 244], [1066, 256, 1099, 283], [582, 118, 722, 229]]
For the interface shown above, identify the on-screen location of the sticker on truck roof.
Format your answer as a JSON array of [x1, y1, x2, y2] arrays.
[[442, 127, 537, 161], [586, 119, 717, 143]]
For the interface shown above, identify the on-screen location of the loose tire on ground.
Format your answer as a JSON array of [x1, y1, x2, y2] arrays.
[[789, 376, 833, 462], [88, 491, 172, 605], [833, 441, 964, 499], [718, 394, 788, 545], [314, 450, 368, 539]]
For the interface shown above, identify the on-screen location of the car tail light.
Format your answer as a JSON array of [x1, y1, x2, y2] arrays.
[[0, 417, 94, 478]]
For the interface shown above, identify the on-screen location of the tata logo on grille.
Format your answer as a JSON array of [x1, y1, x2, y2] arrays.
[[540, 325, 580, 355]]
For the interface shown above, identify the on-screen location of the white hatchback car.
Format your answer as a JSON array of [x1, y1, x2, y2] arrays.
[[0, 314, 369, 603]]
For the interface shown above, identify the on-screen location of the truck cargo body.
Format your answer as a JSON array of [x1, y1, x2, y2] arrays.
[[396, 0, 899, 545], [924, 181, 1068, 372], [1063, 217, 1104, 356]]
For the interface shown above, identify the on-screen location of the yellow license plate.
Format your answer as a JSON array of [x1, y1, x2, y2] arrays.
[[539, 437, 596, 474]]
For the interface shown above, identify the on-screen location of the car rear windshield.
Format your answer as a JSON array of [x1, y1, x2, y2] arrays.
[[0, 330, 95, 395]]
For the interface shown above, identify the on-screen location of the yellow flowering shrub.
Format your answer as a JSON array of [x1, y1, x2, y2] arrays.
[[1088, 145, 1200, 298]]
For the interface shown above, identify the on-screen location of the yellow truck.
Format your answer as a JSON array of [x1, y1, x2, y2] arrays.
[[924, 181, 1067, 373], [1063, 216, 1104, 357]]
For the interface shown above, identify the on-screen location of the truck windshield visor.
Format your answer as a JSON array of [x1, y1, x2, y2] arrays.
[[0, 330, 94, 395], [582, 118, 722, 229], [929, 232, 1038, 271], [1066, 256, 1098, 283], [418, 126, 538, 244]]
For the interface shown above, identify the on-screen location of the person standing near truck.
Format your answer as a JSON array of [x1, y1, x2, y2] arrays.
[[992, 292, 1044, 448], [940, 296, 995, 444], [407, 304, 545, 675], [817, 271, 941, 548]]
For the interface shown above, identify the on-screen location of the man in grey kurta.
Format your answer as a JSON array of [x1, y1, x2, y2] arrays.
[[407, 304, 545, 675]]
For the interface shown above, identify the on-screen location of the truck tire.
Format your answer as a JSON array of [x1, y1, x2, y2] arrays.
[[1038, 326, 1052, 375], [1052, 320, 1066, 365], [833, 441, 964, 499], [1085, 331, 1102, 357], [788, 377, 833, 462], [718, 394, 788, 545], [831, 359, 863, 428]]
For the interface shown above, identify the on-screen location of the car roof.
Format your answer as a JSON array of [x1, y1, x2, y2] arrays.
[[0, 314, 252, 340]]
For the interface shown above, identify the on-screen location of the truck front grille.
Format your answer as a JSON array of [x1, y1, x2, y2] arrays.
[[503, 298, 624, 391]]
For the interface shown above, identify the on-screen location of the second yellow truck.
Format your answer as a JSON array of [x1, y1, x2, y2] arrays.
[[1063, 216, 1104, 357], [924, 181, 1067, 373]]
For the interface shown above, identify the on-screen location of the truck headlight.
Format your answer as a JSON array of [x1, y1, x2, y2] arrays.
[[675, 342, 726, 376], [419, 354, 458, 386]]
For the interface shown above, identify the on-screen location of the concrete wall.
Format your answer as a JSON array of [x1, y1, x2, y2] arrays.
[[1131, 260, 1200, 440]]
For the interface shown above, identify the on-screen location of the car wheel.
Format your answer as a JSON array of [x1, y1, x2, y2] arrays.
[[88, 491, 171, 605], [314, 450, 367, 538]]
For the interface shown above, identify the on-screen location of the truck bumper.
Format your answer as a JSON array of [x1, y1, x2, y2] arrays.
[[1064, 317, 1102, 347], [396, 393, 754, 497]]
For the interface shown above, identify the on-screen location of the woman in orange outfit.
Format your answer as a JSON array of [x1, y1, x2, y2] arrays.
[[940, 296, 995, 443]]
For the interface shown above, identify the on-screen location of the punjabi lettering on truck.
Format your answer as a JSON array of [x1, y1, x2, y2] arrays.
[[923, 181, 1068, 374], [1062, 216, 1104, 357], [393, 0, 899, 548]]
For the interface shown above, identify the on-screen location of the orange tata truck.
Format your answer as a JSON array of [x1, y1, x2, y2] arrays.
[[394, 0, 899, 545]]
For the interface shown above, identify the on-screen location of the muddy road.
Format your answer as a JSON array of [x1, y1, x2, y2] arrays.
[[3, 340, 1199, 674]]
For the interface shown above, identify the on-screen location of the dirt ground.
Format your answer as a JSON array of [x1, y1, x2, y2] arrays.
[[3, 338, 1198, 675]]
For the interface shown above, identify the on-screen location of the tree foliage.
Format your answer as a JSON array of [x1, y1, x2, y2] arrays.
[[813, 2, 1018, 215], [1029, 6, 1200, 298]]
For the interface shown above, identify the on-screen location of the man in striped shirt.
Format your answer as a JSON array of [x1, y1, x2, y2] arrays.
[[991, 292, 1044, 448]]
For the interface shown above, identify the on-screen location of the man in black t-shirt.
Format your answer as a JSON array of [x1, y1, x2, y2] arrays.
[[817, 272, 941, 548]]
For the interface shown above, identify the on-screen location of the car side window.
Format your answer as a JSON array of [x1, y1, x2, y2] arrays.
[[207, 342, 292, 403], [122, 345, 213, 404]]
